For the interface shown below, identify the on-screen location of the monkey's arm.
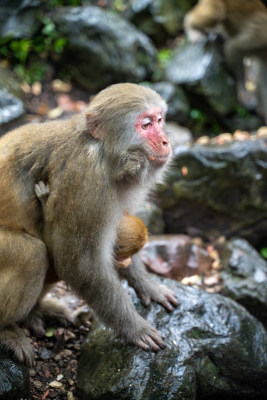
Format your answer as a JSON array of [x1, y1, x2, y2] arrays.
[[118, 254, 178, 312], [184, 0, 226, 40], [112, 149, 148, 182], [56, 249, 165, 351]]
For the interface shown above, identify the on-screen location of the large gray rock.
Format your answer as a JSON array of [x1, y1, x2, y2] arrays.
[[77, 279, 267, 400], [144, 81, 190, 124], [52, 6, 157, 91], [0, 350, 29, 400], [218, 238, 267, 327], [122, 0, 196, 44], [136, 201, 165, 234], [165, 37, 237, 116], [0, 0, 42, 39], [0, 66, 25, 135], [158, 138, 267, 246]]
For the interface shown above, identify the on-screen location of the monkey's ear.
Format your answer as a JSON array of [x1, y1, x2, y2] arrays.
[[85, 112, 103, 139]]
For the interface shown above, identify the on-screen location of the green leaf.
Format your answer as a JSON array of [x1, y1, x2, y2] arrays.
[[260, 247, 267, 259], [45, 327, 56, 337]]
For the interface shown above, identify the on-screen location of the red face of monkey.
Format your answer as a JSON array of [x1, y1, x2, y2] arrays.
[[135, 107, 171, 165]]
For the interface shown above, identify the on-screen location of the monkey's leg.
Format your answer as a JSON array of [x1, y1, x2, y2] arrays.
[[118, 254, 178, 311], [0, 229, 48, 366], [60, 252, 166, 352], [25, 289, 91, 337], [255, 60, 267, 123], [224, 19, 267, 108]]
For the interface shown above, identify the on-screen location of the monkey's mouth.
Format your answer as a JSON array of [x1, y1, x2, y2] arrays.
[[150, 154, 170, 165]]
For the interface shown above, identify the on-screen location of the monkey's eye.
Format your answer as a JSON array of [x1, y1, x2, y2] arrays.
[[141, 118, 151, 130], [157, 113, 164, 125], [142, 122, 151, 129]]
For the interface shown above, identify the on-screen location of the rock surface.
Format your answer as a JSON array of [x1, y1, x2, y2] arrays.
[[0, 66, 25, 134], [52, 6, 157, 91], [165, 37, 237, 117], [145, 81, 190, 124], [141, 235, 212, 280], [0, 349, 29, 400], [136, 201, 166, 235], [0, 0, 42, 39], [77, 279, 267, 400], [158, 138, 267, 247], [218, 238, 267, 327], [123, 0, 196, 44]]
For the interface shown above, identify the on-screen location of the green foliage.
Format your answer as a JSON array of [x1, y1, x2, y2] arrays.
[[0, 17, 67, 83], [157, 48, 174, 67], [46, 0, 81, 7], [152, 48, 174, 81], [112, 0, 127, 12], [260, 248, 267, 259], [234, 104, 251, 118], [190, 109, 222, 136]]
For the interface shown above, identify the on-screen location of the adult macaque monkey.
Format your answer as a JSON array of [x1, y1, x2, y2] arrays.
[[184, 0, 267, 122], [35, 181, 148, 269], [0, 83, 178, 366]]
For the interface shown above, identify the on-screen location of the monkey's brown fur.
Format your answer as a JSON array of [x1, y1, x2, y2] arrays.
[[35, 181, 148, 269], [0, 83, 177, 366], [184, 0, 267, 122]]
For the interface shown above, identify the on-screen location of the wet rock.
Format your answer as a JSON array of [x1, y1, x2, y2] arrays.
[[0, 349, 29, 400], [136, 201, 165, 235], [0, 0, 43, 39], [144, 81, 190, 124], [122, 0, 196, 44], [165, 121, 192, 147], [165, 37, 237, 116], [52, 6, 157, 91], [141, 234, 212, 280], [158, 138, 267, 247], [0, 66, 25, 134], [218, 238, 267, 327], [77, 278, 267, 399]]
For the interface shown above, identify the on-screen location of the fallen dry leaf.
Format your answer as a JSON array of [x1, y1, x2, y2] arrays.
[[52, 79, 72, 93], [32, 82, 42, 96], [181, 166, 188, 176], [196, 136, 210, 145]]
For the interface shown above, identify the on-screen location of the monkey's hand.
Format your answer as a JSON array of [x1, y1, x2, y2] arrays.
[[119, 255, 178, 312], [35, 181, 50, 205], [137, 283, 178, 312], [113, 149, 148, 182]]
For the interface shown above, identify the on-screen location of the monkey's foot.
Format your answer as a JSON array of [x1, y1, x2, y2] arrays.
[[24, 309, 46, 337], [0, 324, 35, 367], [71, 305, 92, 327], [24, 298, 72, 336], [25, 298, 91, 336], [237, 87, 257, 110], [136, 328, 165, 352], [124, 315, 165, 352]]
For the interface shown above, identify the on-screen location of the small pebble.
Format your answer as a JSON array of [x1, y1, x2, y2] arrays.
[[49, 380, 63, 388]]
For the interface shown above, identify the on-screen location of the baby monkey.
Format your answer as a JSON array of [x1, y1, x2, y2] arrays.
[[35, 182, 148, 271]]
